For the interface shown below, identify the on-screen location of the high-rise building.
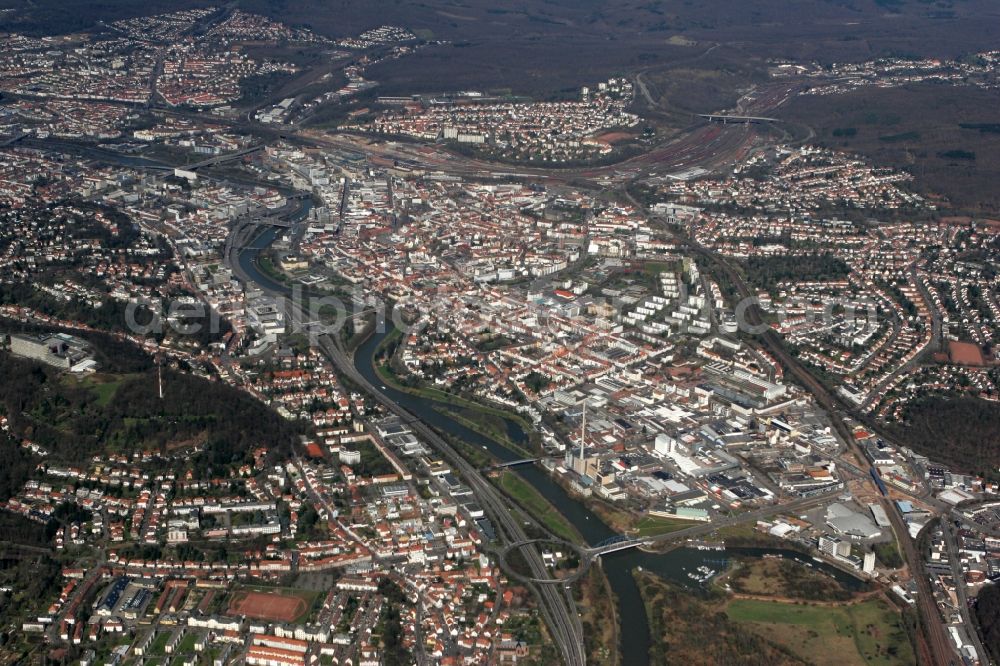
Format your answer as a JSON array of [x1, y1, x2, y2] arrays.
[[863, 550, 877, 574]]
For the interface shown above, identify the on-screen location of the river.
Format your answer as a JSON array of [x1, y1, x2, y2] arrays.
[[353, 328, 867, 665], [42, 119, 866, 660], [236, 241, 866, 665]]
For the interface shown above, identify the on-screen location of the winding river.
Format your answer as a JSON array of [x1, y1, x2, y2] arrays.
[[22, 89, 873, 665], [237, 240, 866, 665]]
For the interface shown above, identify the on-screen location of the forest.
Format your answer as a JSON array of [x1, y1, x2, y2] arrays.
[[377, 578, 411, 666], [977, 583, 1000, 662], [0, 431, 36, 504], [0, 283, 150, 335], [888, 396, 1000, 476], [0, 342, 305, 502], [0, 282, 231, 348], [0, 548, 61, 644], [745, 253, 851, 294]]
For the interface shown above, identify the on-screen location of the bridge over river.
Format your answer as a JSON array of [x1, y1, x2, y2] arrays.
[[498, 484, 843, 586]]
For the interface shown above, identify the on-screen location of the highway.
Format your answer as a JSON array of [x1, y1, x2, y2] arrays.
[[16, 62, 947, 660], [317, 330, 587, 666], [218, 185, 589, 665], [323, 316, 586, 664], [228, 240, 588, 665], [216, 106, 912, 663]]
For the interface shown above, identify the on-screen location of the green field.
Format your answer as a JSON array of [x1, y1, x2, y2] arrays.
[[496, 471, 581, 544], [349, 437, 397, 478], [635, 570, 803, 665], [63, 372, 134, 407], [255, 254, 293, 285], [632, 515, 696, 538], [726, 598, 914, 666], [432, 403, 533, 456], [175, 632, 197, 655]]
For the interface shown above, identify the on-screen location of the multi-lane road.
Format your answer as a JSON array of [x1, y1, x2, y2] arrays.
[[32, 60, 960, 661], [229, 241, 588, 665], [658, 224, 960, 666], [316, 329, 588, 666], [221, 121, 954, 664]]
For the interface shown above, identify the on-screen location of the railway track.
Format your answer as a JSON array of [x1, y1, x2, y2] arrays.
[[319, 332, 587, 665], [684, 238, 958, 666]]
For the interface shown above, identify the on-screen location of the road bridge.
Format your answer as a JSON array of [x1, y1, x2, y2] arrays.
[[486, 458, 538, 470], [0, 131, 30, 147], [699, 114, 780, 124], [586, 535, 650, 557], [499, 536, 650, 586], [183, 144, 265, 170], [499, 539, 591, 585], [298, 322, 586, 665], [241, 215, 294, 228], [495, 474, 846, 589], [643, 212, 957, 665]]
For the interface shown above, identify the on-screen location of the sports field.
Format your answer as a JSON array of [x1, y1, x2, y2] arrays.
[[227, 588, 314, 623]]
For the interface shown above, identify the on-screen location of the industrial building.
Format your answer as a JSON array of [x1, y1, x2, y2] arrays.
[[6, 333, 97, 372]]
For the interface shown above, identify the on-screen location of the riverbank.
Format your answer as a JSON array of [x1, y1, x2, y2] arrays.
[[633, 569, 800, 665], [371, 328, 538, 456], [234, 226, 629, 663], [350, 324, 889, 666], [493, 471, 582, 545], [721, 556, 867, 603], [255, 253, 293, 286], [357, 324, 627, 661], [430, 403, 530, 456], [577, 564, 620, 666], [543, 470, 695, 540]]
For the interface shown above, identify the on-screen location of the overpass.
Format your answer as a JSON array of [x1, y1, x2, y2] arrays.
[[0, 131, 30, 147], [699, 114, 780, 124], [231, 191, 311, 229], [183, 144, 265, 170], [493, 473, 847, 588], [241, 214, 294, 228], [499, 535, 650, 586], [288, 319, 587, 665]]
